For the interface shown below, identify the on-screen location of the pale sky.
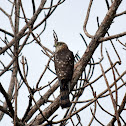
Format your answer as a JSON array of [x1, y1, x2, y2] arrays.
[[0, 0, 126, 125]]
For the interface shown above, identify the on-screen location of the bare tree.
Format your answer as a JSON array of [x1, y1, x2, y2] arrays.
[[0, 0, 126, 126]]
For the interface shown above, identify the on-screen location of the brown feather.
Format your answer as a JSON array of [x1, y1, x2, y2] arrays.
[[60, 90, 71, 108], [54, 42, 74, 108]]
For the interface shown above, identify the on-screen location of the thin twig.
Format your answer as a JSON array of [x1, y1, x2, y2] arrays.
[[88, 86, 97, 126], [83, 0, 93, 38], [20, 56, 50, 123], [97, 100, 114, 117], [0, 83, 14, 118], [115, 10, 126, 17], [43, 0, 65, 9], [99, 31, 126, 42], [90, 108, 105, 126], [106, 50, 118, 106], [99, 62, 121, 126], [107, 93, 126, 126], [36, 55, 54, 88]]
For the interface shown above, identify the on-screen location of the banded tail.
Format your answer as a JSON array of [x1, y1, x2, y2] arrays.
[[60, 80, 71, 108]]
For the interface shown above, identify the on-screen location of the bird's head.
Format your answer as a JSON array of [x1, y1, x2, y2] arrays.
[[54, 42, 68, 52]]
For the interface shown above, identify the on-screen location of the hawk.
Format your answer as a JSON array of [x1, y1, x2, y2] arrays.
[[54, 42, 74, 108]]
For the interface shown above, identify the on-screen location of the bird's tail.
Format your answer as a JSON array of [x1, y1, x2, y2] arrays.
[[60, 80, 71, 108]]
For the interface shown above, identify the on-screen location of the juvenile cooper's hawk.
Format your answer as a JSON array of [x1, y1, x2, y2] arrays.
[[54, 42, 74, 108]]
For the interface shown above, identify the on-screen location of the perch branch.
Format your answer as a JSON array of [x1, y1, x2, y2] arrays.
[[28, 0, 123, 125]]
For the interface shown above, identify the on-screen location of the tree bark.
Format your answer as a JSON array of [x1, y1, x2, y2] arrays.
[[28, 0, 122, 125]]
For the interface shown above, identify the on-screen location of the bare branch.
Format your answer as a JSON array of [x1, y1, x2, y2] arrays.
[[0, 83, 14, 118], [0, 28, 14, 37], [43, 0, 65, 9], [107, 93, 126, 126], [115, 10, 126, 17], [83, 0, 94, 38], [0, 0, 126, 125], [28, 1, 123, 124], [99, 62, 121, 126], [0, 0, 47, 55], [99, 31, 126, 42], [36, 55, 54, 88], [0, 105, 12, 118]]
